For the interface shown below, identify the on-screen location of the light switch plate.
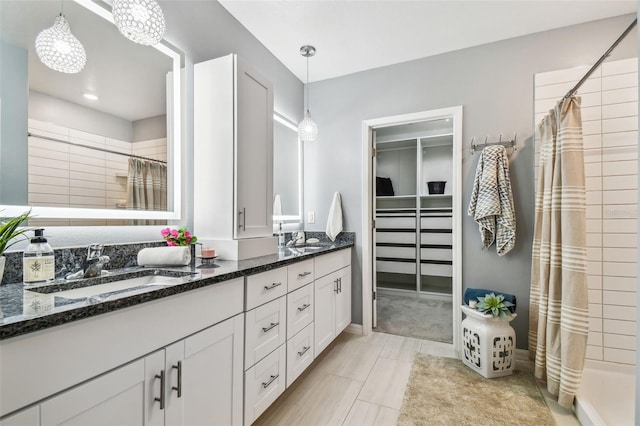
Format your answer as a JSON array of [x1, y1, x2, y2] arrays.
[[308, 211, 315, 223]]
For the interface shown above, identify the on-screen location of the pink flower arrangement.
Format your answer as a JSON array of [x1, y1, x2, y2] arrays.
[[161, 227, 198, 246]]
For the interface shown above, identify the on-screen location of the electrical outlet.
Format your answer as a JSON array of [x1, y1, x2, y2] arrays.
[[308, 211, 315, 224]]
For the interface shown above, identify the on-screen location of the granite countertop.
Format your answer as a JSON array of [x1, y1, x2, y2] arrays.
[[0, 241, 353, 340]]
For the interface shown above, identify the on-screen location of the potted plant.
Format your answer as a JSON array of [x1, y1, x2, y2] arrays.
[[476, 292, 514, 319], [0, 210, 31, 283]]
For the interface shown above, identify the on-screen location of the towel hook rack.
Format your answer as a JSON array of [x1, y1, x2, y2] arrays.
[[470, 132, 517, 155]]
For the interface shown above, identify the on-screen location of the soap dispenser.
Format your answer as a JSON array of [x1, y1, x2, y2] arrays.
[[23, 228, 55, 284]]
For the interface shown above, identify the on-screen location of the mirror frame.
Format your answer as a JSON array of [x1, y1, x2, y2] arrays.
[[0, 0, 182, 221], [273, 112, 302, 223]]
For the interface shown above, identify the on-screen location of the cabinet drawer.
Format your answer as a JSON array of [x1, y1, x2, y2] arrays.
[[421, 232, 452, 246], [287, 284, 314, 339], [246, 266, 287, 310], [245, 297, 287, 369], [286, 323, 314, 387], [420, 248, 452, 261], [376, 231, 415, 244], [287, 259, 314, 292], [420, 216, 452, 230], [376, 260, 416, 274], [420, 262, 453, 277], [244, 344, 286, 426], [315, 248, 351, 279], [376, 216, 415, 229], [376, 246, 415, 260]]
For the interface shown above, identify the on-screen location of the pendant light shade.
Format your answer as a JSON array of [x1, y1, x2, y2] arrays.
[[112, 0, 166, 46], [35, 13, 86, 74], [298, 45, 317, 142], [298, 110, 318, 142]]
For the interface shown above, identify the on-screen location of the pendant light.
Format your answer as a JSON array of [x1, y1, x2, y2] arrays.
[[298, 45, 318, 142], [112, 0, 166, 46], [35, 2, 86, 74]]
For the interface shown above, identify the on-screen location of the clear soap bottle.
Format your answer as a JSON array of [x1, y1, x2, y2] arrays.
[[23, 228, 55, 284]]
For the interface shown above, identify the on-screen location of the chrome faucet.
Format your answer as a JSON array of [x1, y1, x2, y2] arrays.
[[286, 231, 306, 247], [82, 243, 110, 278]]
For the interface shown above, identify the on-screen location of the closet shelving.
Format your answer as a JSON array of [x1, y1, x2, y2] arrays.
[[375, 120, 454, 299]]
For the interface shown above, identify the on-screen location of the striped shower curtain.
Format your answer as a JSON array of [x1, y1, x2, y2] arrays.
[[529, 97, 589, 409], [127, 158, 167, 211]]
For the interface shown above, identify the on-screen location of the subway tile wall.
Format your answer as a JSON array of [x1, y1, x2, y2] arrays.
[[27, 119, 167, 227], [534, 57, 638, 365]]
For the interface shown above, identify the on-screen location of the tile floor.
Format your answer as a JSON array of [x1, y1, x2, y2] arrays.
[[255, 331, 580, 426]]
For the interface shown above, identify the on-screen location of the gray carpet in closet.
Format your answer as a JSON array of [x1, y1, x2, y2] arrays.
[[375, 292, 453, 343]]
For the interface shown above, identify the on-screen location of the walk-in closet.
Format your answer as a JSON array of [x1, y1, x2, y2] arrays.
[[374, 118, 455, 343]]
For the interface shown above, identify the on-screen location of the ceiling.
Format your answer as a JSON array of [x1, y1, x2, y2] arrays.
[[219, 0, 637, 83]]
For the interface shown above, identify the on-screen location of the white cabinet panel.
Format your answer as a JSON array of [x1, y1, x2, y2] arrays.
[[420, 216, 452, 229], [420, 263, 453, 277], [245, 297, 287, 368], [376, 216, 415, 228], [246, 267, 287, 310], [376, 246, 415, 259], [376, 260, 416, 274], [376, 231, 415, 244], [244, 344, 286, 425], [420, 232, 452, 245], [287, 283, 314, 339], [286, 323, 314, 387], [40, 359, 146, 426], [287, 259, 314, 292], [314, 271, 338, 355], [420, 248, 452, 261], [335, 266, 352, 334], [315, 249, 351, 279]]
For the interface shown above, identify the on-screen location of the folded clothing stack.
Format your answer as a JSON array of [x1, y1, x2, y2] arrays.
[[137, 246, 191, 266], [463, 288, 516, 313]]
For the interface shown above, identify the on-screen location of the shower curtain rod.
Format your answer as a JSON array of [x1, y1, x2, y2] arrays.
[[564, 18, 637, 100], [28, 132, 167, 165]]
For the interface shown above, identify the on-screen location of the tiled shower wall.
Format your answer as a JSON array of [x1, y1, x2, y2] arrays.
[[27, 119, 166, 226], [534, 57, 638, 365]]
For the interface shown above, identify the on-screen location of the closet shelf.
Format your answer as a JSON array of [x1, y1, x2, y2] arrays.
[[376, 195, 416, 200], [420, 194, 451, 199]]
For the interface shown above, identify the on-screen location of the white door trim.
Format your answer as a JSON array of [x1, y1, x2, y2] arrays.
[[361, 106, 463, 354]]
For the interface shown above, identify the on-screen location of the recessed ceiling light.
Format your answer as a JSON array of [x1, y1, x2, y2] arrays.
[[83, 93, 98, 100]]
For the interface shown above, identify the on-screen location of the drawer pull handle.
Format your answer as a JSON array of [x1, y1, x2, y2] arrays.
[[262, 374, 279, 388], [262, 322, 279, 332], [298, 303, 311, 312], [338, 277, 342, 293], [297, 346, 311, 357], [298, 271, 311, 277], [264, 282, 282, 291], [154, 370, 165, 410], [172, 361, 182, 398], [334, 279, 339, 293]]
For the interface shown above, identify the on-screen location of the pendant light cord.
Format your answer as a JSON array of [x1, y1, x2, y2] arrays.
[[305, 55, 310, 113]]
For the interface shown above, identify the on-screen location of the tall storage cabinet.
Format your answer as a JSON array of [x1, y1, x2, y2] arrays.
[[194, 54, 275, 259]]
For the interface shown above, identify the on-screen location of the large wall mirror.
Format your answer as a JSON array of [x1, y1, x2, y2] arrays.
[[0, 0, 182, 224], [273, 113, 302, 223]]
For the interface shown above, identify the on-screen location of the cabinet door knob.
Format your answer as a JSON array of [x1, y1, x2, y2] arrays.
[[262, 322, 279, 333], [297, 303, 311, 312], [262, 374, 279, 389], [172, 361, 182, 398], [264, 282, 282, 291], [154, 370, 166, 410], [298, 271, 311, 277], [297, 346, 311, 357]]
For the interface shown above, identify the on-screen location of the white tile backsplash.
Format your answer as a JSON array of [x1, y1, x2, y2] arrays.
[[603, 334, 636, 351], [602, 131, 638, 148], [603, 290, 637, 307], [603, 319, 637, 336], [603, 276, 637, 292], [603, 348, 636, 365]]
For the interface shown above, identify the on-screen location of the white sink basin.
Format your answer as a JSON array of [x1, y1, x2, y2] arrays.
[[50, 275, 186, 301]]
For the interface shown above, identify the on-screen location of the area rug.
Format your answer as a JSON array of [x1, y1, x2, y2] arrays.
[[398, 354, 555, 426]]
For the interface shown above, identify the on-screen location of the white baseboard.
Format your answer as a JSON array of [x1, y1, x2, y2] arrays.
[[345, 323, 364, 335]]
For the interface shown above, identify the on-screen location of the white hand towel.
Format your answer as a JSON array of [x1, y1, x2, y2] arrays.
[[326, 192, 343, 241], [137, 246, 191, 266], [273, 193, 283, 216]]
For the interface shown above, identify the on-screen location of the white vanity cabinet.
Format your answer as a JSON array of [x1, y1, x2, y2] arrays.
[[0, 278, 245, 425], [194, 54, 274, 246], [314, 249, 352, 355]]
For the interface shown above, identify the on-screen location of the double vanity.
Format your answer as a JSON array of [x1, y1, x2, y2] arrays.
[[0, 240, 353, 425]]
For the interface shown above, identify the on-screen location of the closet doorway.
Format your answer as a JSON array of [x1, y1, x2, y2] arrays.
[[361, 107, 462, 351]]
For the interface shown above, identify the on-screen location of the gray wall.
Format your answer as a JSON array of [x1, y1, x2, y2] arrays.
[[29, 91, 133, 141], [133, 115, 167, 142], [0, 41, 28, 205], [304, 14, 638, 348]]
